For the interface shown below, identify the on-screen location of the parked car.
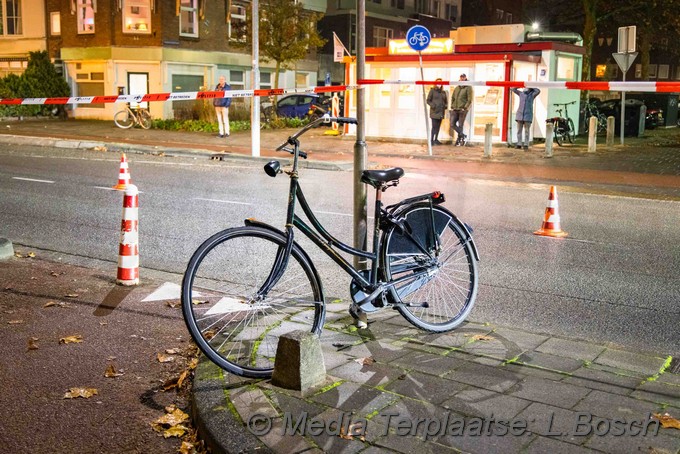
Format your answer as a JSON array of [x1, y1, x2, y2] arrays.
[[261, 94, 327, 120], [596, 98, 663, 130]]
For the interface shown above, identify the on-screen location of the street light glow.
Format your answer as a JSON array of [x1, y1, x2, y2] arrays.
[[532, 22, 540, 31]]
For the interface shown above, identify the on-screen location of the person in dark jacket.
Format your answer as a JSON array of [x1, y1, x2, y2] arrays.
[[450, 73, 473, 146], [213, 76, 232, 138], [511, 87, 541, 150], [426, 78, 448, 145]]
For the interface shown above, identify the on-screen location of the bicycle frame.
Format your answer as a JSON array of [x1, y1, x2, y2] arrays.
[[254, 121, 444, 301]]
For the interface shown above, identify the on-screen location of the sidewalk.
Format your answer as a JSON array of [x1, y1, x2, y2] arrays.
[[1, 119, 679, 198], [194, 302, 680, 454]]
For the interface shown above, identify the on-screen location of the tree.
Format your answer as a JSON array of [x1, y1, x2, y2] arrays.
[[238, 0, 326, 94]]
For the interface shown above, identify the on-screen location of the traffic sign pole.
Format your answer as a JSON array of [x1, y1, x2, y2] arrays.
[[406, 25, 432, 156]]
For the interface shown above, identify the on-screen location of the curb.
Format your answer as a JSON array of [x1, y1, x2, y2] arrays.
[[0, 134, 355, 172]]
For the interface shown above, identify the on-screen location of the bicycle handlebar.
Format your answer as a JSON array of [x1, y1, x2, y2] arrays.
[[553, 101, 577, 107], [275, 115, 358, 159]]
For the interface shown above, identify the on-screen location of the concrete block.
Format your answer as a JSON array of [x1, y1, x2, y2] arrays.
[[0, 238, 14, 260], [271, 330, 326, 391]]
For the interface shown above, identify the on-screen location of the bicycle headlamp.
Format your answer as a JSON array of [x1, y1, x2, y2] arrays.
[[264, 160, 281, 177]]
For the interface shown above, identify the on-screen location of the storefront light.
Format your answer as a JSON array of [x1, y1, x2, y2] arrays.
[[388, 38, 454, 55]]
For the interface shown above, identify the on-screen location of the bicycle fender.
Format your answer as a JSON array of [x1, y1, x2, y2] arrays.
[[243, 218, 327, 302], [389, 203, 480, 262]]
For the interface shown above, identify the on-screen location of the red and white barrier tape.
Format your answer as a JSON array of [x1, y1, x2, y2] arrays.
[[2, 80, 678, 106]]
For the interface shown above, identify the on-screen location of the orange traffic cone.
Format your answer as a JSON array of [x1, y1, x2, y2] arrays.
[[113, 153, 132, 190], [534, 186, 568, 238]]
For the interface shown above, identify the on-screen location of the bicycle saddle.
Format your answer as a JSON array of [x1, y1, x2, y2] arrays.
[[361, 168, 404, 188]]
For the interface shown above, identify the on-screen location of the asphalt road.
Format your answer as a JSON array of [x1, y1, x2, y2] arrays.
[[1, 144, 679, 356]]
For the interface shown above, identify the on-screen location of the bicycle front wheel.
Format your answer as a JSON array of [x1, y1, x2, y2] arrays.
[[138, 110, 152, 129], [566, 118, 575, 143], [114, 110, 134, 129], [181, 226, 325, 378], [383, 204, 478, 333]]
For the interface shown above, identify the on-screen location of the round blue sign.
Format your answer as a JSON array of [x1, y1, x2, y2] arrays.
[[406, 25, 431, 52]]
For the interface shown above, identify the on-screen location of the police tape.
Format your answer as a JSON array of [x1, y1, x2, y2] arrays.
[[2, 80, 679, 106]]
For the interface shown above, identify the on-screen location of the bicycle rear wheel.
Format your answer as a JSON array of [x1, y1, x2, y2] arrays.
[[138, 109, 152, 129], [382, 204, 478, 332], [566, 118, 575, 144], [181, 226, 325, 378], [114, 110, 134, 129]]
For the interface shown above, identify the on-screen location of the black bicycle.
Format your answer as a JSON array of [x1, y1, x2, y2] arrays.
[[547, 101, 576, 146], [181, 116, 480, 378], [582, 101, 607, 134]]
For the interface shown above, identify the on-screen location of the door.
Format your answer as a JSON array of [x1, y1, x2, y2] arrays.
[[128, 72, 149, 109]]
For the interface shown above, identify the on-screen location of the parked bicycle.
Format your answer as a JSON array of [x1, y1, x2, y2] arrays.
[[582, 101, 607, 134], [114, 104, 152, 130], [181, 115, 480, 378], [546, 101, 576, 146]]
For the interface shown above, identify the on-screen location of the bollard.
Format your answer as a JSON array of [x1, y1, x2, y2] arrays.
[[271, 330, 326, 392], [545, 122, 554, 158], [638, 105, 646, 138], [588, 117, 597, 153], [116, 184, 139, 286], [606, 116, 615, 146], [483, 123, 493, 158]]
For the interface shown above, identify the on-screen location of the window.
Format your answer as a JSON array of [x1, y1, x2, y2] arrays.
[[658, 64, 669, 79], [349, 14, 356, 54], [228, 70, 244, 91], [76, 81, 104, 108], [295, 72, 308, 88], [228, 4, 246, 41], [180, 0, 198, 38], [260, 72, 272, 89], [390, 0, 404, 9], [373, 26, 392, 47], [495, 9, 504, 22], [76, 0, 95, 34], [0, 0, 23, 35], [50, 11, 60, 35], [432, 1, 440, 16], [123, 0, 151, 34], [556, 56, 576, 81], [444, 3, 457, 22], [505, 12, 512, 23], [648, 64, 657, 78]]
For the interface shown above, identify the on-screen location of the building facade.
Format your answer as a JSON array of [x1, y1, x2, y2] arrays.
[[44, 0, 323, 120], [0, 0, 47, 77]]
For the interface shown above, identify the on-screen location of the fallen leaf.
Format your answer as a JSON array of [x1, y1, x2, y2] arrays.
[[354, 356, 374, 366], [339, 423, 366, 441], [44, 301, 71, 308], [654, 413, 680, 430], [8, 320, 24, 325], [187, 358, 198, 370], [472, 334, 494, 341], [107, 356, 117, 361], [157, 353, 175, 363], [104, 364, 124, 378], [163, 424, 188, 438], [27, 252, 36, 258], [165, 348, 180, 355], [99, 321, 108, 326], [59, 335, 83, 344], [64, 293, 79, 298], [151, 407, 189, 433], [14, 252, 23, 258], [64, 387, 98, 399], [191, 299, 207, 305], [179, 441, 196, 454], [203, 330, 215, 340], [27, 337, 39, 350], [50, 272, 59, 277], [163, 371, 189, 391], [165, 301, 180, 308]]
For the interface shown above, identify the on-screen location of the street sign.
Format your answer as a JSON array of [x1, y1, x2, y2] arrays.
[[612, 52, 638, 73], [406, 25, 431, 52], [617, 26, 636, 53]]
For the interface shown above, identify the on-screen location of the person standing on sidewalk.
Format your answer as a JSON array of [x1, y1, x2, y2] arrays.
[[450, 74, 473, 146], [511, 86, 541, 150], [426, 78, 448, 146], [213, 76, 232, 138]]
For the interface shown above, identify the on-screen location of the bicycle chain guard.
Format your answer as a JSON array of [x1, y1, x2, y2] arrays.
[[350, 270, 386, 313]]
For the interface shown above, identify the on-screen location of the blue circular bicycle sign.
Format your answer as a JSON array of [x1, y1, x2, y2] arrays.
[[406, 25, 431, 52]]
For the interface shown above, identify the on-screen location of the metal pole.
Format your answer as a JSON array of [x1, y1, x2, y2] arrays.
[[251, 0, 260, 156], [419, 51, 432, 156], [620, 59, 626, 145], [353, 1, 367, 269]]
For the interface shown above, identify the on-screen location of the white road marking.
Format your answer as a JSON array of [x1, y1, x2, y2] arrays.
[[193, 197, 253, 206], [12, 177, 55, 183], [142, 282, 203, 302], [205, 297, 270, 315]]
